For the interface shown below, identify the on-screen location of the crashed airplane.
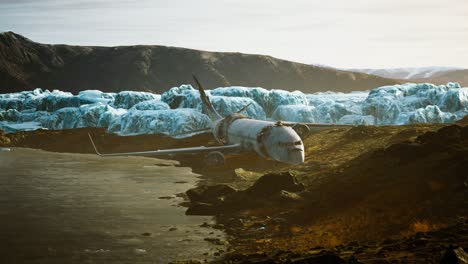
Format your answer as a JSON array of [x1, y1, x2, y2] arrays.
[[88, 76, 352, 165]]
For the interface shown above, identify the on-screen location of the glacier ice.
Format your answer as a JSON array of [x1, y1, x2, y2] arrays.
[[0, 82, 467, 137], [338, 115, 375, 125], [161, 85, 201, 109], [78, 90, 115, 105], [109, 108, 212, 136], [161, 85, 266, 119], [210, 86, 307, 115], [98, 107, 127, 128], [131, 100, 170, 111], [0, 121, 43, 134], [407, 105, 457, 124], [272, 105, 317, 123], [113, 91, 160, 109], [210, 96, 266, 120]]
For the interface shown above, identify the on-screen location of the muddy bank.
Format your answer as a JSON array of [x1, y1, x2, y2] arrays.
[[0, 148, 226, 263], [2, 123, 467, 263]]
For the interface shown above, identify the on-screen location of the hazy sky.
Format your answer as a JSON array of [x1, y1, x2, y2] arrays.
[[1, 0, 467, 68]]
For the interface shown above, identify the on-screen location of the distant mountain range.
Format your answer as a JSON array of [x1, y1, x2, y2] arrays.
[[349, 67, 468, 86], [0, 32, 400, 94]]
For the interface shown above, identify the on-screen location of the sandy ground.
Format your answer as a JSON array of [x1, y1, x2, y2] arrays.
[[0, 148, 225, 264]]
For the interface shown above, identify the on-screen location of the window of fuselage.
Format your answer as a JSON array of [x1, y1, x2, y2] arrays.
[[295, 141, 302, 145]]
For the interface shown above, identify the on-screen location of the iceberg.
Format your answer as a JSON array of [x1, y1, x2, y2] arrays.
[[78, 90, 115, 105], [210, 96, 266, 120], [130, 100, 170, 111], [109, 108, 212, 136], [338, 115, 375, 125], [210, 86, 271, 112], [211, 87, 309, 115], [407, 105, 457, 124], [0, 109, 21, 122], [437, 87, 468, 112], [98, 107, 127, 128], [0, 121, 43, 134], [0, 82, 467, 136], [162, 85, 266, 119], [361, 82, 465, 125], [161, 85, 201, 109], [113, 91, 160, 109], [272, 105, 317, 123]]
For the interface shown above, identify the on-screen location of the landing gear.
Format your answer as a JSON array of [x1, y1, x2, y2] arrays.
[[204, 151, 225, 167]]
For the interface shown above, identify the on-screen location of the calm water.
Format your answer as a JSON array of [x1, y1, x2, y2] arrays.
[[0, 148, 225, 263]]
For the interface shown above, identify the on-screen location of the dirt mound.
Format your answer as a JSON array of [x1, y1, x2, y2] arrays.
[[185, 172, 306, 215], [245, 172, 304, 197], [0, 130, 10, 145]]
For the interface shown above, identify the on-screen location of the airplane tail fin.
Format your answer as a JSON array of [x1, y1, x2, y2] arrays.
[[236, 103, 252, 114], [192, 75, 222, 122]]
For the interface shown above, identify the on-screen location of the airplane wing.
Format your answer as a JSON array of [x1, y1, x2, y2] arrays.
[[281, 122, 356, 138], [292, 122, 355, 131], [88, 133, 241, 157]]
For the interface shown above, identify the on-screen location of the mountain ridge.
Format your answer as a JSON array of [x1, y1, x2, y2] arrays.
[[348, 66, 467, 86], [0, 31, 401, 94]]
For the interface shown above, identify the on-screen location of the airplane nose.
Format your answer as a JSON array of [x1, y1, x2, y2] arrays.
[[288, 148, 304, 164]]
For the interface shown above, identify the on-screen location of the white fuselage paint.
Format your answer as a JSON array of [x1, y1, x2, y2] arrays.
[[212, 115, 305, 164]]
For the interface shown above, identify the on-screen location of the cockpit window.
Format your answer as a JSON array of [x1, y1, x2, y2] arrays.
[[294, 141, 302, 145]]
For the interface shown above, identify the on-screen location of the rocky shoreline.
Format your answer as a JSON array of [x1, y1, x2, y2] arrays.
[[1, 120, 468, 263]]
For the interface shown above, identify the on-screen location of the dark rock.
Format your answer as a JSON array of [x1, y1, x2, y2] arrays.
[[278, 190, 303, 202], [185, 202, 219, 216], [168, 227, 177, 231], [384, 142, 425, 162], [141, 232, 151, 236], [186, 184, 236, 205], [246, 171, 305, 197], [213, 224, 224, 229], [203, 238, 226, 245], [436, 125, 462, 143], [416, 125, 462, 146], [200, 222, 211, 228], [174, 181, 188, 184], [291, 252, 346, 264], [158, 195, 175, 200], [461, 125, 468, 140], [347, 256, 364, 264], [440, 247, 468, 264]]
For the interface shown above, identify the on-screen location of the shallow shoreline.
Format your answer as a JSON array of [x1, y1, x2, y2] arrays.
[[1, 122, 468, 263], [0, 147, 226, 263]]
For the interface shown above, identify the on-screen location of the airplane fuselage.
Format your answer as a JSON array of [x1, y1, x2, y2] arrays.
[[212, 113, 305, 164]]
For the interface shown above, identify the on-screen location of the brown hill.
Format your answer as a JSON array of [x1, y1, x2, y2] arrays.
[[0, 31, 401, 94], [415, 69, 468, 87]]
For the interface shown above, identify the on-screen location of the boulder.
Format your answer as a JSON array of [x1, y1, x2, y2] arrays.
[[246, 171, 305, 197], [186, 184, 237, 205]]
